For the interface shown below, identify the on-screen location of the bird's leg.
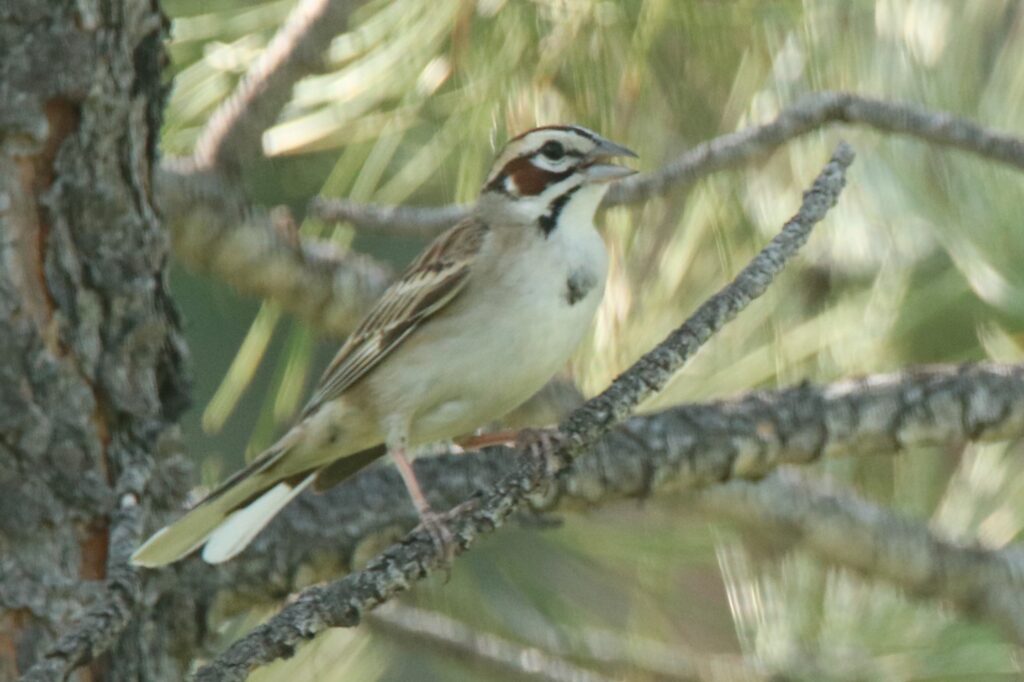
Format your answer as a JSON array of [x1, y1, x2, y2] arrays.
[[388, 442, 458, 562]]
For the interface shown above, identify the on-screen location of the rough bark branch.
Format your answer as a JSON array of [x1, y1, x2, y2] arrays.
[[700, 469, 1024, 644], [26, 356, 1024, 678], [211, 363, 1024, 633], [310, 91, 1024, 234], [191, 142, 852, 681]]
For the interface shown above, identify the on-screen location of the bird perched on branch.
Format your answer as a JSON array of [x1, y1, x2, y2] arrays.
[[131, 125, 637, 567]]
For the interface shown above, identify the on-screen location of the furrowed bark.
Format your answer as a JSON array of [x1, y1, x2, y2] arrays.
[[0, 1, 193, 679]]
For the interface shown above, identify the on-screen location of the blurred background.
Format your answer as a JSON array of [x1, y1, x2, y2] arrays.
[[161, 0, 1024, 679]]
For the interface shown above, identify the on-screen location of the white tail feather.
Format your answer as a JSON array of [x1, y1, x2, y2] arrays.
[[201, 473, 316, 564]]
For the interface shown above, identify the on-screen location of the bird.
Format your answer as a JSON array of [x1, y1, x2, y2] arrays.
[[131, 125, 636, 567]]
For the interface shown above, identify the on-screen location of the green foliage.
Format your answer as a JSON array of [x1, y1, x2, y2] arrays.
[[165, 0, 1024, 679]]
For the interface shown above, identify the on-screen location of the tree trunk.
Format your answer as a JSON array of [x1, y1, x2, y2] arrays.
[[0, 1, 192, 678]]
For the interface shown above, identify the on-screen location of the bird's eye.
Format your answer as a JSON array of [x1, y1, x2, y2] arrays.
[[539, 141, 565, 160]]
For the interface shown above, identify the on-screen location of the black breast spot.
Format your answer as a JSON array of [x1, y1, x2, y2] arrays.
[[566, 268, 597, 306]]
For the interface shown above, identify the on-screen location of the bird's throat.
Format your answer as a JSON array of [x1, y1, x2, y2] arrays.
[[538, 182, 607, 238], [538, 185, 581, 236]]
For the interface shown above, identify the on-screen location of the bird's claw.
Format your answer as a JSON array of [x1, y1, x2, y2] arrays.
[[414, 497, 478, 570], [515, 427, 568, 477], [415, 509, 456, 564]]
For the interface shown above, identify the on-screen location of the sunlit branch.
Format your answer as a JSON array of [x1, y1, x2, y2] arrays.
[[158, 0, 381, 334], [189, 0, 366, 172], [368, 604, 618, 682], [700, 469, 1024, 645], [191, 143, 852, 682], [311, 91, 1024, 234], [310, 196, 470, 237]]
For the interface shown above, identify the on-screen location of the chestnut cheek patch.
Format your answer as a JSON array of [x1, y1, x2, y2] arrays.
[[507, 158, 575, 196]]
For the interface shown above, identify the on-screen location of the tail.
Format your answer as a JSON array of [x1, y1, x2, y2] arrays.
[[312, 444, 387, 492], [130, 446, 315, 567]]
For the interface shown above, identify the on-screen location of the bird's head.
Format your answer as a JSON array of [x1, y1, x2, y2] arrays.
[[479, 125, 637, 232]]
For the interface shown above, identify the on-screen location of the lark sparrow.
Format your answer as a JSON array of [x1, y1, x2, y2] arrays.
[[132, 125, 636, 566]]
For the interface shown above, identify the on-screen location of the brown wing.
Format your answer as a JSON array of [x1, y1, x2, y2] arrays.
[[302, 217, 488, 415]]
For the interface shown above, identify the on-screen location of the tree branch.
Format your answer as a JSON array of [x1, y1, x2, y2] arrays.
[[191, 142, 853, 681], [160, 0, 385, 337], [29, 358, 1024, 679], [370, 603, 793, 681], [164, 90, 1024, 340], [158, 166, 392, 338], [311, 91, 1024, 234], [700, 469, 1024, 644], [368, 604, 618, 682], [607, 90, 1024, 205], [214, 363, 1024, 611], [310, 195, 470, 237]]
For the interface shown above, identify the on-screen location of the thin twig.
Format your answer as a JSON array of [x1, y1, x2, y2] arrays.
[[310, 196, 469, 237], [191, 143, 853, 682], [608, 90, 1024, 204], [558, 143, 853, 449], [190, 0, 365, 172], [372, 602, 778, 682], [371, 603, 790, 681], [310, 91, 1024, 234], [168, 92, 1024, 335]]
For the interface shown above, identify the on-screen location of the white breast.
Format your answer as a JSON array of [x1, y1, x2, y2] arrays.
[[369, 185, 609, 444]]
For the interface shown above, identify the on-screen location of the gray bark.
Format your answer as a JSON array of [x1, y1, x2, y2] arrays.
[[0, 1, 192, 679]]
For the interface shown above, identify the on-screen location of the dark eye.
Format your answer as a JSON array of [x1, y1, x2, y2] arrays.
[[539, 141, 565, 160]]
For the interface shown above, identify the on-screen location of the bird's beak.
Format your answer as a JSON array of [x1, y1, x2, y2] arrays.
[[581, 136, 638, 183]]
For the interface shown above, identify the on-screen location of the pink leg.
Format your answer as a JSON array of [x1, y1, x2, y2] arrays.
[[389, 443, 459, 562], [390, 444, 432, 516]]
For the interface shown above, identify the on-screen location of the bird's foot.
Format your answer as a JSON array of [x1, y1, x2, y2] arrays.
[[414, 499, 475, 567], [415, 509, 455, 563], [515, 427, 568, 477]]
